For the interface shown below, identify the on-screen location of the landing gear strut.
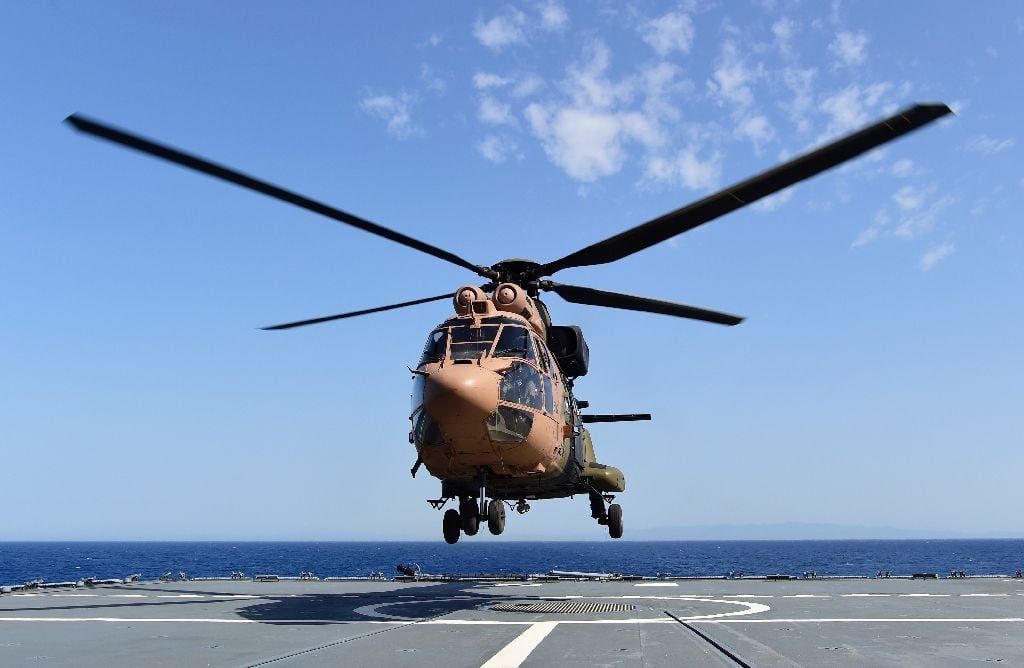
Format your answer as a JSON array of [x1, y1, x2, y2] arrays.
[[589, 490, 624, 539]]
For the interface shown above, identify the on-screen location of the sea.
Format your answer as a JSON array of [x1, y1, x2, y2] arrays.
[[2, 540, 1023, 584]]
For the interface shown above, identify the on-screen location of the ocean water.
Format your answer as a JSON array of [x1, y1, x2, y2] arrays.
[[2, 540, 1023, 585]]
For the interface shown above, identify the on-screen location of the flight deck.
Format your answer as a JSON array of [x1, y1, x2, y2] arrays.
[[3, 575, 1023, 666]]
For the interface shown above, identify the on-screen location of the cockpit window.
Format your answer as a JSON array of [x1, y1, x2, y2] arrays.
[[448, 325, 499, 361], [419, 330, 447, 366], [493, 325, 537, 363], [499, 361, 543, 411]]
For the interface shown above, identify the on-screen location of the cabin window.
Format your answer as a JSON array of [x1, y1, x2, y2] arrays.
[[499, 362, 543, 411], [543, 376, 554, 414], [448, 325, 499, 361], [419, 330, 447, 365], [493, 325, 537, 363], [486, 406, 534, 442]]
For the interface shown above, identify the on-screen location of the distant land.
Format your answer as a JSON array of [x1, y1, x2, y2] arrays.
[[512, 523, 1023, 542], [622, 523, 1022, 541]]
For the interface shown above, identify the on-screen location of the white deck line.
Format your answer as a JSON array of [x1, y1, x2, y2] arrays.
[[480, 621, 558, 668]]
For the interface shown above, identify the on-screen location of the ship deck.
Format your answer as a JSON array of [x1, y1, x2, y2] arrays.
[[3, 576, 1024, 666]]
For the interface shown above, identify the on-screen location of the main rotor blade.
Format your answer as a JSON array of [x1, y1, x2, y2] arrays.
[[262, 292, 452, 330], [540, 103, 952, 275], [544, 282, 743, 326], [65, 114, 490, 278]]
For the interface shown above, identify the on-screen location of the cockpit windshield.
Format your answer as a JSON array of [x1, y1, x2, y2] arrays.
[[448, 325, 499, 361], [492, 325, 537, 363]]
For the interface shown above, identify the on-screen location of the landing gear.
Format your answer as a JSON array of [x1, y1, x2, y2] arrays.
[[487, 499, 506, 535], [607, 503, 623, 539], [459, 498, 479, 536], [442, 509, 461, 544], [589, 490, 624, 539]]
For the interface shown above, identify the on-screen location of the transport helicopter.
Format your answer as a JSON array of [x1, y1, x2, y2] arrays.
[[66, 103, 951, 543]]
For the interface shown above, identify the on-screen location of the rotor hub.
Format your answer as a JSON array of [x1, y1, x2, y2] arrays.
[[489, 259, 543, 296]]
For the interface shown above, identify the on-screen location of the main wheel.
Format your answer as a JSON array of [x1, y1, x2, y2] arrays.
[[487, 499, 506, 535], [607, 504, 623, 539], [443, 509, 461, 544], [460, 499, 479, 536]]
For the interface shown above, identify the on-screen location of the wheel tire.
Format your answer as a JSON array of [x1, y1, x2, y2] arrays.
[[607, 504, 623, 539], [443, 509, 461, 544], [460, 499, 479, 536], [487, 499, 506, 535]]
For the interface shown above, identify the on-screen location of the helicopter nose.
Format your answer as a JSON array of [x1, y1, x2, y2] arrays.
[[423, 363, 500, 422]]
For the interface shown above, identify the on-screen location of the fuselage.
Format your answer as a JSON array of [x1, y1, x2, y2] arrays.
[[411, 302, 574, 485]]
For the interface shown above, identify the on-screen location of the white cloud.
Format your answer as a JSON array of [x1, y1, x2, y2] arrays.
[[565, 41, 632, 110], [772, 17, 796, 55], [707, 41, 759, 108], [755, 186, 794, 212], [478, 96, 515, 126], [646, 146, 722, 191], [829, 30, 870, 67], [891, 158, 915, 177], [734, 115, 775, 150], [920, 242, 954, 271], [474, 10, 527, 51], [852, 209, 889, 248], [538, 1, 568, 32], [966, 134, 1014, 155], [361, 93, 418, 139], [894, 195, 953, 240], [853, 192, 953, 247], [526, 104, 659, 182], [478, 135, 518, 163], [782, 67, 816, 133], [420, 64, 446, 94], [818, 82, 893, 141], [512, 73, 545, 97], [893, 185, 924, 212], [473, 72, 512, 89], [641, 12, 695, 57]]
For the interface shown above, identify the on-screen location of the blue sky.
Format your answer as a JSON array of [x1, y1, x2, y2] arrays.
[[2, 1, 1021, 540]]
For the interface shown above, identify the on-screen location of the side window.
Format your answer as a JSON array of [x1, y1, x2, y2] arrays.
[[533, 337, 548, 373], [419, 330, 447, 365]]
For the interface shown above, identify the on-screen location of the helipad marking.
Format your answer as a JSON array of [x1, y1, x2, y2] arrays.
[[491, 583, 542, 587], [841, 594, 890, 597], [480, 621, 557, 668], [634, 583, 678, 587], [109, 594, 147, 598], [51, 594, 98, 598], [156, 594, 204, 598], [354, 594, 770, 622], [961, 593, 1008, 597], [899, 594, 950, 597], [782, 594, 829, 598]]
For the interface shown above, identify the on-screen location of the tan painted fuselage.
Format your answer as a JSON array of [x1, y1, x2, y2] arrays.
[[411, 287, 571, 483]]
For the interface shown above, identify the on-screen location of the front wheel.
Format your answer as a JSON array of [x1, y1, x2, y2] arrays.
[[443, 509, 461, 544], [487, 499, 506, 535], [607, 504, 623, 539]]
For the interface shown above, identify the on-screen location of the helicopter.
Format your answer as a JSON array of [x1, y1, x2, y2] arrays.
[[66, 103, 951, 543]]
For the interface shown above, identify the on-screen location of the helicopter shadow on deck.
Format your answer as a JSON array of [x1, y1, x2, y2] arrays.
[[234, 581, 561, 625]]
